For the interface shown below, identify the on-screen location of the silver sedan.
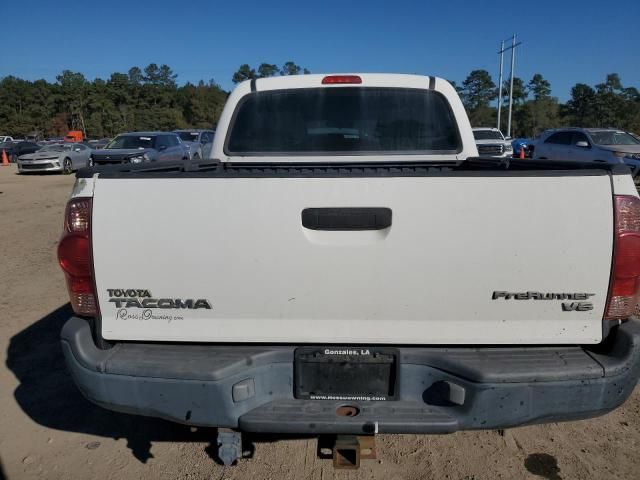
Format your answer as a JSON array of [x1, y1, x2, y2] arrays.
[[17, 143, 92, 174]]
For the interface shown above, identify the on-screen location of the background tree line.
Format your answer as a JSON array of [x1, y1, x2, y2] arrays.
[[0, 61, 310, 138], [454, 70, 640, 137], [0, 62, 638, 139], [0, 63, 227, 138], [231, 61, 311, 84]]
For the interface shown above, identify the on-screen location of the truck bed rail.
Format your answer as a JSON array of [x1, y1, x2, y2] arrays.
[[77, 157, 628, 179]]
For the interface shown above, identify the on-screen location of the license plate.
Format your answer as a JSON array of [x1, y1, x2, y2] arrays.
[[294, 347, 398, 401]]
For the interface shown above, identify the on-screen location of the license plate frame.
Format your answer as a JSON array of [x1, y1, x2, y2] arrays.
[[294, 347, 399, 401]]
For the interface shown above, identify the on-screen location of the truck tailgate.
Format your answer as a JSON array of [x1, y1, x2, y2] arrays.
[[92, 172, 613, 344]]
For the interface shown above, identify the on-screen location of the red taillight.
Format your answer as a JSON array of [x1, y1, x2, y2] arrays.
[[58, 197, 96, 316], [605, 195, 640, 320], [321, 75, 362, 85], [58, 235, 91, 276]]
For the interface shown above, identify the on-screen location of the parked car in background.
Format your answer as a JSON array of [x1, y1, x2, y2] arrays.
[[511, 138, 531, 158], [532, 128, 640, 182], [25, 132, 43, 142], [17, 143, 92, 174], [1, 141, 41, 162], [89, 132, 189, 166], [0, 136, 14, 143], [0, 141, 16, 155], [87, 138, 111, 150], [37, 137, 65, 146], [472, 127, 513, 157], [174, 129, 215, 160]]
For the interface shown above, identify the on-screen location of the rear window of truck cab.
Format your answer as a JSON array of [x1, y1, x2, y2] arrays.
[[225, 87, 462, 155]]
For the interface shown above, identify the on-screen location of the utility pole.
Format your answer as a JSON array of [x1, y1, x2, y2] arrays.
[[497, 35, 522, 137], [507, 34, 516, 138], [497, 40, 504, 131]]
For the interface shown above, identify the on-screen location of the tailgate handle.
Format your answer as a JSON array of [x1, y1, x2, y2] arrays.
[[301, 208, 392, 231]]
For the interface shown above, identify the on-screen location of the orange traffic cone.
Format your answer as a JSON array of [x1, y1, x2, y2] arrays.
[[519, 145, 525, 159], [1, 149, 9, 166]]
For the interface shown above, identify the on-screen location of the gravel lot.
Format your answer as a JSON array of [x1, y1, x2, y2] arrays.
[[1, 164, 639, 480]]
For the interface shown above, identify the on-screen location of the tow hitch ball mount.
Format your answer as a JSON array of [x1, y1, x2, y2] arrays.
[[321, 435, 378, 469], [216, 431, 377, 469]]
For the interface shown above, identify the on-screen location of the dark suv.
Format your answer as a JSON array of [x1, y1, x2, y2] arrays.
[[1, 141, 41, 162], [89, 132, 189, 166]]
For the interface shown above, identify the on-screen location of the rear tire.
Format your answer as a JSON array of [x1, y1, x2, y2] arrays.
[[62, 157, 73, 174]]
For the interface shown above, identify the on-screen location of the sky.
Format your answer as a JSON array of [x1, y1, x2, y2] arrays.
[[2, 0, 638, 100]]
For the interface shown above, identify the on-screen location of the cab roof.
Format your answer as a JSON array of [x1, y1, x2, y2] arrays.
[[246, 73, 445, 91]]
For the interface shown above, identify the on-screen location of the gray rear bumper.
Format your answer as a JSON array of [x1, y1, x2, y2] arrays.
[[61, 317, 640, 434]]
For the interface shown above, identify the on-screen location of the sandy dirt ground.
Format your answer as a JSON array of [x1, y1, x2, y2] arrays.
[[0, 164, 639, 480]]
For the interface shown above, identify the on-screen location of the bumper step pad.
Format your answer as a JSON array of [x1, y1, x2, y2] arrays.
[[239, 400, 457, 434]]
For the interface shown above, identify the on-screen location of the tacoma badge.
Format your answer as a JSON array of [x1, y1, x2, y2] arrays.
[[107, 288, 212, 309]]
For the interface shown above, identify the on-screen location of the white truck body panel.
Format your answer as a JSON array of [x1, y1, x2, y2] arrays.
[[612, 171, 638, 195], [92, 173, 613, 344]]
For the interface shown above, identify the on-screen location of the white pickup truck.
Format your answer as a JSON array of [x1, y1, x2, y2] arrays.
[[472, 127, 513, 157], [59, 74, 640, 466]]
